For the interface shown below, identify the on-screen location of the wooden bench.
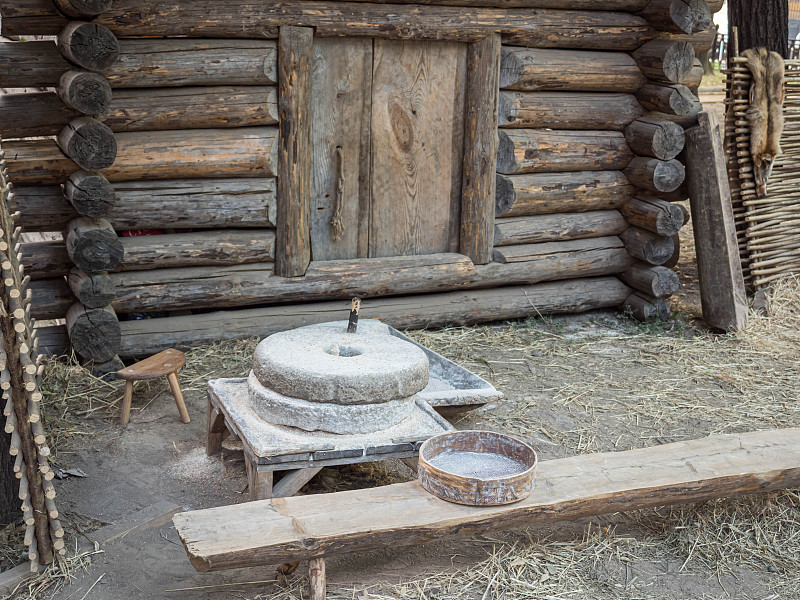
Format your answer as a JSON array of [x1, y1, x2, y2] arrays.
[[117, 348, 189, 426], [174, 428, 800, 600]]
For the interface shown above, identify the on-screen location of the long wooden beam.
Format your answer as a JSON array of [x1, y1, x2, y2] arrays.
[[175, 428, 800, 571]]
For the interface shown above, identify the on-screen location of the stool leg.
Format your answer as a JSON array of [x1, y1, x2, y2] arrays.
[[120, 380, 134, 427], [167, 372, 190, 423], [308, 557, 326, 600]]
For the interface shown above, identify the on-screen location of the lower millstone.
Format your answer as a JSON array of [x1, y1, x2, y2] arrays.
[[247, 372, 416, 435]]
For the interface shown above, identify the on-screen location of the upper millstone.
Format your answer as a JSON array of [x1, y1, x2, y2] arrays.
[[252, 321, 430, 405]]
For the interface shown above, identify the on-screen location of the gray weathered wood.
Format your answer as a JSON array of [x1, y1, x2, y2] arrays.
[[635, 83, 701, 116], [309, 38, 373, 261], [58, 70, 113, 115], [636, 0, 711, 34], [276, 26, 313, 277], [53, 0, 115, 17], [68, 268, 115, 308], [56, 117, 117, 172], [620, 196, 684, 236], [29, 278, 75, 320], [117, 230, 275, 272], [370, 40, 466, 257], [0, 41, 69, 89], [21, 241, 71, 281], [620, 226, 674, 265], [623, 291, 670, 321], [497, 130, 633, 175], [65, 217, 124, 272], [684, 111, 748, 331], [499, 47, 645, 92], [496, 171, 634, 217], [494, 210, 627, 246], [272, 468, 323, 498], [115, 277, 633, 356], [57, 21, 119, 70], [65, 303, 120, 362], [498, 91, 644, 130], [489, 236, 630, 274], [461, 34, 501, 265], [65, 171, 116, 218], [0, 92, 80, 140], [620, 263, 679, 298], [624, 116, 685, 160], [632, 39, 695, 83], [623, 157, 685, 194]]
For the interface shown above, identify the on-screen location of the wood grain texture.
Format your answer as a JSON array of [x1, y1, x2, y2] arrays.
[[636, 0, 711, 34], [57, 21, 119, 70], [632, 39, 695, 84], [620, 262, 679, 298], [116, 230, 275, 271], [53, 0, 115, 18], [21, 241, 71, 281], [115, 277, 632, 357], [489, 235, 629, 270], [620, 196, 684, 236], [101, 39, 278, 88], [66, 303, 121, 362], [0, 41, 69, 89], [497, 130, 633, 175], [635, 83, 701, 117], [498, 91, 643, 130], [12, 179, 277, 233], [495, 171, 634, 218], [623, 157, 685, 194], [370, 40, 466, 257], [65, 217, 124, 272], [494, 211, 627, 246], [620, 226, 674, 265], [623, 291, 670, 321], [460, 34, 501, 265], [108, 254, 476, 313], [65, 171, 116, 218], [309, 38, 373, 261], [58, 70, 113, 115], [56, 117, 117, 172], [624, 116, 685, 160], [68, 268, 115, 308], [276, 26, 313, 278], [85, 2, 651, 50], [499, 47, 645, 92], [684, 111, 748, 331], [175, 428, 800, 571], [29, 278, 74, 320], [0, 92, 81, 140]]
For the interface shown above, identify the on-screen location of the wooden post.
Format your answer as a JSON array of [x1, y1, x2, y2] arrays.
[[460, 34, 500, 265], [276, 26, 313, 278], [684, 111, 748, 331], [308, 557, 326, 600]]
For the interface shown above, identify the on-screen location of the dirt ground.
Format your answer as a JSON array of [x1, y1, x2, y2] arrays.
[[4, 88, 800, 600]]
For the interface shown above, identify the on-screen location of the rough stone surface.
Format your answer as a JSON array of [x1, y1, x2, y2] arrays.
[[248, 372, 416, 435], [253, 322, 430, 404]]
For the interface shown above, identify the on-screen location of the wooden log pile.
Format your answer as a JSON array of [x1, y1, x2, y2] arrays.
[[0, 141, 62, 571], [0, 0, 722, 354]]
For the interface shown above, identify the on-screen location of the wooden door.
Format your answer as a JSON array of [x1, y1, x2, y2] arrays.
[[309, 38, 467, 261]]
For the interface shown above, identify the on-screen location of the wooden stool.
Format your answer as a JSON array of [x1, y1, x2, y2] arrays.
[[116, 348, 190, 426]]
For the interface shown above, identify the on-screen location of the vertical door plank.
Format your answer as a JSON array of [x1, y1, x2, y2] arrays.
[[370, 40, 467, 258], [460, 34, 501, 265], [684, 110, 748, 331], [276, 26, 313, 277], [310, 38, 373, 261]]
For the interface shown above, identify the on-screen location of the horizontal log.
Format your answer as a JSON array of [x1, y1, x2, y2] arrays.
[[117, 230, 275, 271], [624, 116, 685, 160], [620, 262, 679, 298], [66, 217, 124, 272], [87, 3, 653, 49], [620, 226, 674, 265], [624, 157, 685, 193], [115, 277, 633, 356], [1, 87, 278, 137], [68, 268, 115, 309], [623, 291, 670, 321], [0, 41, 70, 91], [102, 39, 278, 88], [175, 427, 800, 571], [1, 0, 657, 36], [22, 242, 71, 281], [31, 325, 68, 356], [54, 0, 115, 18], [633, 39, 695, 84], [57, 117, 117, 172], [635, 83, 701, 116], [65, 171, 116, 218], [489, 235, 630, 271], [636, 0, 711, 35], [57, 21, 119, 71], [684, 58, 703, 93], [66, 303, 120, 362], [29, 278, 73, 321], [495, 171, 634, 218], [620, 196, 684, 236], [498, 92, 644, 130], [661, 28, 717, 54], [5, 128, 278, 186], [58, 70, 113, 116], [499, 47, 645, 92], [12, 179, 277, 233], [497, 130, 633, 175], [494, 210, 627, 246]]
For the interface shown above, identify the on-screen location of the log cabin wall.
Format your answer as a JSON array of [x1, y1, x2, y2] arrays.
[[0, 0, 723, 361]]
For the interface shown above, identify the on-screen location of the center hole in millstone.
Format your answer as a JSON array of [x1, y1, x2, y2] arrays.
[[326, 344, 365, 357]]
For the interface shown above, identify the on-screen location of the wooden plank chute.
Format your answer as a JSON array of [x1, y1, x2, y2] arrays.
[[174, 428, 800, 572]]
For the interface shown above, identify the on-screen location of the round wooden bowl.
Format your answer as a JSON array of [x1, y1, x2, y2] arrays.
[[417, 430, 537, 506]]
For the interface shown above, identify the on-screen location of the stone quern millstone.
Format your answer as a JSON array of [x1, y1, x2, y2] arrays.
[[252, 324, 430, 405]]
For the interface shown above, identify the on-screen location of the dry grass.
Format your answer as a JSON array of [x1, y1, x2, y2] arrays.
[[1, 548, 103, 600]]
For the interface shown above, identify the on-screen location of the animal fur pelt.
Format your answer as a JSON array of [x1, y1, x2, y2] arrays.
[[743, 47, 785, 197]]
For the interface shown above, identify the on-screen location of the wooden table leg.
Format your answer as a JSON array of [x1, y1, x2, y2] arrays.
[[309, 557, 326, 600], [120, 380, 134, 426], [206, 399, 229, 456], [167, 371, 191, 423], [401, 457, 419, 473], [245, 455, 273, 500], [272, 467, 322, 498]]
